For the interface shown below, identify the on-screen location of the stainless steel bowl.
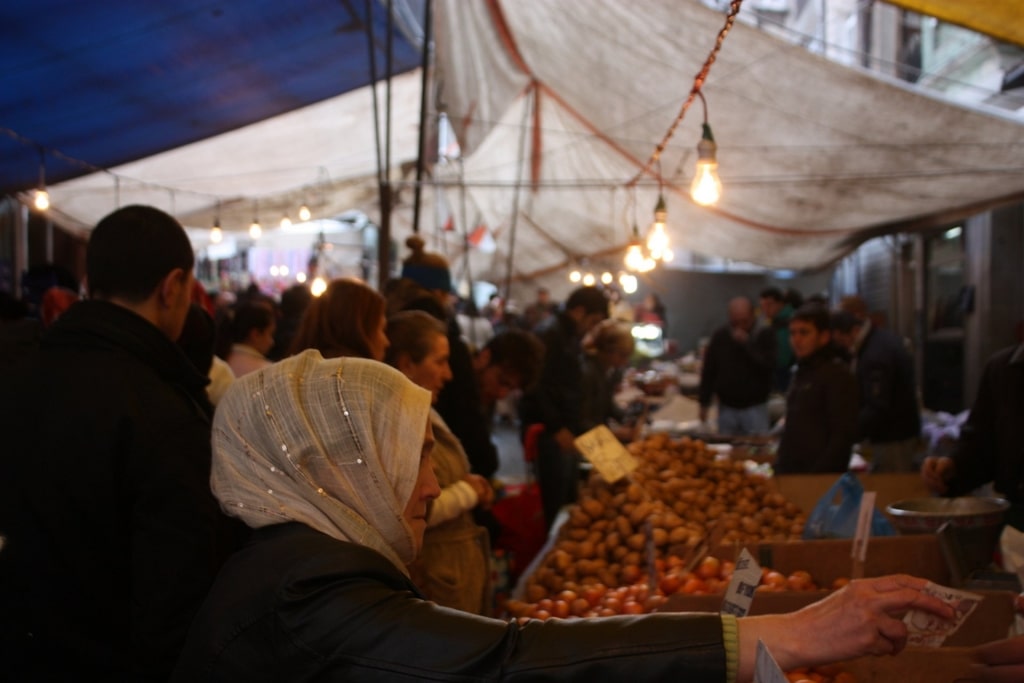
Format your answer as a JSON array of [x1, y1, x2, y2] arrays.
[[885, 497, 1010, 534]]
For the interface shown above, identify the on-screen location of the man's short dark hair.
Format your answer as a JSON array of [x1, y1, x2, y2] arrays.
[[791, 303, 831, 332], [759, 286, 784, 302], [484, 329, 544, 391], [87, 205, 194, 302], [564, 286, 608, 317], [830, 310, 859, 334]]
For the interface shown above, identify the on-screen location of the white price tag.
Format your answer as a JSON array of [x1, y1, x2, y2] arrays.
[[721, 547, 761, 617], [753, 639, 789, 683], [573, 425, 638, 484], [852, 490, 876, 563]]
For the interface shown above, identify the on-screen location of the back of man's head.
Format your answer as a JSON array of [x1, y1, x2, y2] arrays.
[[791, 303, 831, 332], [565, 286, 608, 317], [87, 205, 194, 302], [483, 329, 544, 391]]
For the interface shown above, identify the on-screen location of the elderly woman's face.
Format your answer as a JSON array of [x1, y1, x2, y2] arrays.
[[402, 419, 441, 555]]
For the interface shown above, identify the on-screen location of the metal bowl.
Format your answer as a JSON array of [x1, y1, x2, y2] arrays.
[[885, 497, 1010, 534]]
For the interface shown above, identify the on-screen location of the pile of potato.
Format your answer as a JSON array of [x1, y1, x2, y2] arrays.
[[514, 433, 808, 612]]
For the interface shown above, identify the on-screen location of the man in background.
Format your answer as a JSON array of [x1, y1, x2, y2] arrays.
[[0, 205, 236, 681], [698, 296, 776, 435], [776, 305, 859, 473], [519, 286, 609, 528], [839, 295, 922, 471], [760, 286, 795, 393]]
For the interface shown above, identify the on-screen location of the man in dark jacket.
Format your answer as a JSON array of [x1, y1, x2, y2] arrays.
[[0, 206, 235, 682], [776, 305, 860, 473], [839, 295, 922, 471], [922, 343, 1024, 530], [698, 296, 776, 435], [519, 286, 608, 528]]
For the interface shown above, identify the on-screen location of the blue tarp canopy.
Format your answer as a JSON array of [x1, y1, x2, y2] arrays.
[[0, 1, 421, 196]]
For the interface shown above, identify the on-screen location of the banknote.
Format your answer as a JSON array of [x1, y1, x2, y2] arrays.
[[903, 581, 982, 647]]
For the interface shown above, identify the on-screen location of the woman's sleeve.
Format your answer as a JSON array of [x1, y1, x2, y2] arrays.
[[427, 480, 478, 527]]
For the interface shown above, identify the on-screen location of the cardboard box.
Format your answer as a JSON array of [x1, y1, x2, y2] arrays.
[[836, 647, 979, 683], [659, 589, 1014, 647], [710, 535, 952, 585]]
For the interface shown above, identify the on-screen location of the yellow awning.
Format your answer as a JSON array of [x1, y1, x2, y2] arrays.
[[883, 0, 1024, 49]]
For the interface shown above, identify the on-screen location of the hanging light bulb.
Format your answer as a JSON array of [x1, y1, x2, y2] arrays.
[[296, 272, 307, 284], [600, 271, 613, 285], [624, 243, 645, 272], [210, 202, 223, 243], [690, 122, 722, 206], [646, 193, 670, 260], [310, 276, 328, 297], [569, 269, 582, 283], [280, 213, 292, 228], [621, 273, 638, 294], [298, 204, 312, 222], [249, 200, 262, 239], [582, 273, 596, 287], [33, 147, 49, 211]]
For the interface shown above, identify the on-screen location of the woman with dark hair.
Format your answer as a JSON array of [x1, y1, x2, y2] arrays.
[[386, 310, 493, 615], [290, 278, 388, 361], [225, 301, 276, 378]]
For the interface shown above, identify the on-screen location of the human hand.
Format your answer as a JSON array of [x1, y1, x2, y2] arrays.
[[973, 635, 1024, 683], [921, 456, 954, 495], [553, 427, 577, 454], [730, 325, 750, 344], [735, 575, 955, 681], [464, 474, 494, 509]]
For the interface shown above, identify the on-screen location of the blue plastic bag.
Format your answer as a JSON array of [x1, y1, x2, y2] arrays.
[[802, 472, 896, 539]]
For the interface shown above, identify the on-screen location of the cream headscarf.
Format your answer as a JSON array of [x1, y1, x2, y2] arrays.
[[211, 350, 432, 572]]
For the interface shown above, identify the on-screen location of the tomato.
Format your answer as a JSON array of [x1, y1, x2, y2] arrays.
[[786, 570, 814, 591], [696, 556, 721, 580]]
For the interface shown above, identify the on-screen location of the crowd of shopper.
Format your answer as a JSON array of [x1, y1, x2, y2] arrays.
[[3, 203, 1024, 681]]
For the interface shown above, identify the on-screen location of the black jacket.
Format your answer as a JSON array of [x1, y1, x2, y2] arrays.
[[0, 300, 236, 682], [173, 523, 729, 682], [949, 344, 1024, 502], [854, 325, 920, 443], [435, 317, 499, 478], [776, 346, 860, 474], [698, 322, 775, 409], [519, 312, 586, 435]]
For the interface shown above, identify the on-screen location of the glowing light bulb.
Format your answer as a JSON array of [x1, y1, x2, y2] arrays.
[[691, 161, 722, 206], [690, 124, 722, 206], [280, 265, 289, 277], [298, 205, 312, 221], [296, 272, 307, 283], [210, 226, 223, 243], [311, 276, 328, 297], [269, 265, 280, 277], [624, 244, 645, 271], [569, 269, 582, 283], [662, 248, 674, 263], [249, 221, 262, 239], [622, 274, 638, 294], [600, 272, 613, 285], [646, 221, 669, 260], [280, 214, 292, 228], [34, 189, 50, 211], [582, 273, 596, 287]]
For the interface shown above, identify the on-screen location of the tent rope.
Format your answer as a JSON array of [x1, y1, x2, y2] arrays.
[[628, 0, 744, 188]]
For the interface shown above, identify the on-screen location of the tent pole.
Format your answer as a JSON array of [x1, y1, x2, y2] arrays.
[[411, 0, 433, 236], [502, 85, 534, 301]]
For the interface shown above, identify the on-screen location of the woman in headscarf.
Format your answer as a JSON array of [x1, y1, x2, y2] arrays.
[[386, 310, 493, 615], [289, 277, 388, 361], [174, 351, 954, 682]]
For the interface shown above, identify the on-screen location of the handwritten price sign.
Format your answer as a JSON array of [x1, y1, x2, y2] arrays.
[[573, 425, 638, 483]]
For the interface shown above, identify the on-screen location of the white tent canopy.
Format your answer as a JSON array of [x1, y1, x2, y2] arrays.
[[432, 0, 1024, 277], [35, 0, 1024, 281]]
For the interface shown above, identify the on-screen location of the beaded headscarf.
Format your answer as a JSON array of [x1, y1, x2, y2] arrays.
[[211, 350, 432, 572]]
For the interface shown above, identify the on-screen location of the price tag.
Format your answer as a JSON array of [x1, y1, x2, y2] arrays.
[[721, 547, 761, 617], [753, 639, 789, 683], [852, 491, 877, 564], [573, 425, 638, 484]]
